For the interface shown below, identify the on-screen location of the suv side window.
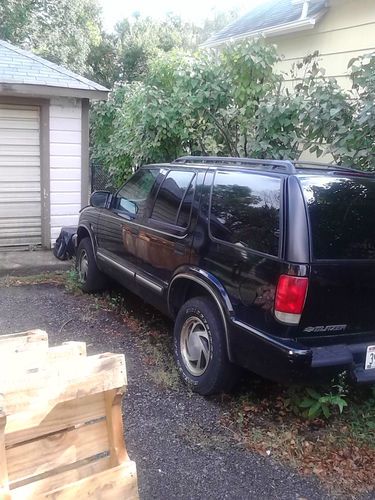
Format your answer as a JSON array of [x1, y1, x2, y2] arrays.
[[114, 168, 159, 217], [151, 170, 195, 227], [210, 171, 281, 256]]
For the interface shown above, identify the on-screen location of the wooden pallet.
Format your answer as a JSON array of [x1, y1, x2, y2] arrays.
[[0, 330, 139, 499]]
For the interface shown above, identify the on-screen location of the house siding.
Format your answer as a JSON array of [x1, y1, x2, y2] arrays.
[[273, 0, 375, 90], [49, 97, 82, 246]]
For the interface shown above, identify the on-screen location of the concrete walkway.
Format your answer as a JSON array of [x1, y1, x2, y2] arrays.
[[0, 250, 72, 277]]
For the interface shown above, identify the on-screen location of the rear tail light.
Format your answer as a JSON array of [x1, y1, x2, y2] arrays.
[[274, 275, 309, 325]]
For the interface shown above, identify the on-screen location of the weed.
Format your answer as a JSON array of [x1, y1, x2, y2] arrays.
[[286, 382, 348, 420], [64, 268, 82, 294]]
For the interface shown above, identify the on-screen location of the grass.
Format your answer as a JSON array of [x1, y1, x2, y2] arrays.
[[2, 270, 375, 495]]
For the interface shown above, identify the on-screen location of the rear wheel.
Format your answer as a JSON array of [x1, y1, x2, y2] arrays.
[[174, 296, 238, 395], [76, 237, 107, 292]]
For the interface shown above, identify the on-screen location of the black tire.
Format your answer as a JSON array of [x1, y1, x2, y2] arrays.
[[173, 296, 238, 396], [76, 237, 107, 293]]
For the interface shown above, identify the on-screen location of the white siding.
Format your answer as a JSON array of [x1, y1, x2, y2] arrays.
[[49, 97, 81, 246]]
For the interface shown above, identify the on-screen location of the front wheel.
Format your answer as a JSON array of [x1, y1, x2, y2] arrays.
[[173, 296, 238, 395], [76, 237, 107, 292]]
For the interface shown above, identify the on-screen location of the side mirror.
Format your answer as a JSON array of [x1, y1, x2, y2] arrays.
[[118, 198, 138, 215], [90, 191, 112, 208]]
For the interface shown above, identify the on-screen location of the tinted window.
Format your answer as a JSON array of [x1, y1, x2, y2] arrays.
[[301, 176, 375, 259], [151, 170, 195, 226], [210, 171, 281, 256], [114, 169, 159, 217]]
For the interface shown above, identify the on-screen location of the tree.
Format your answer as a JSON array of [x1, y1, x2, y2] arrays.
[[0, 0, 102, 74], [86, 31, 120, 88], [90, 39, 304, 182], [294, 52, 375, 170]]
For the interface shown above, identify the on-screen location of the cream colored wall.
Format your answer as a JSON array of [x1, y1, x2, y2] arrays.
[[272, 0, 375, 91]]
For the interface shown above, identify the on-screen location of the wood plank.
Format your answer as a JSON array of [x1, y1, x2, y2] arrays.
[[7, 420, 109, 484], [1, 342, 86, 376], [0, 330, 47, 354], [6, 392, 105, 447], [38, 462, 138, 500], [2, 353, 126, 432], [104, 389, 128, 467], [10, 457, 110, 499]]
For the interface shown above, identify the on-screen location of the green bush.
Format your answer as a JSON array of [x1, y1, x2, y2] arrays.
[[90, 39, 375, 183], [286, 382, 348, 420]]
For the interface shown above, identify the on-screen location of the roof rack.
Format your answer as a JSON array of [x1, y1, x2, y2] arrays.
[[174, 156, 296, 173], [293, 160, 368, 174]]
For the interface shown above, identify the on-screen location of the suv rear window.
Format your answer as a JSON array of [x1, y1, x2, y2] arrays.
[[210, 171, 281, 256], [300, 176, 375, 259], [151, 170, 195, 227]]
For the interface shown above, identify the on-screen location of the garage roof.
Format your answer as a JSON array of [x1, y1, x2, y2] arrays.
[[201, 0, 328, 48], [0, 39, 109, 100]]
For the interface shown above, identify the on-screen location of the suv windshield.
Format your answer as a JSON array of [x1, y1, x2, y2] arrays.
[[300, 175, 375, 260]]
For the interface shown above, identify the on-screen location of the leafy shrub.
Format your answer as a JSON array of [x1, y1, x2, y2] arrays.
[[287, 382, 348, 420], [298, 388, 348, 419], [90, 39, 375, 183]]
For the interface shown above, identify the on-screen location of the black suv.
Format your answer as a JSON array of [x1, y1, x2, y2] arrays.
[[75, 156, 375, 395]]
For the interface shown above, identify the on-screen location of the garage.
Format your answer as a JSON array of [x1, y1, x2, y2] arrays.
[[0, 39, 108, 250], [0, 103, 41, 248]]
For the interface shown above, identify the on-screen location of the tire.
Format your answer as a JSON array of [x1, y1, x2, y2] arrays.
[[76, 237, 107, 293], [173, 296, 238, 396]]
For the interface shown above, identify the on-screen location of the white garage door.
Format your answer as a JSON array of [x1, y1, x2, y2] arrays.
[[0, 103, 41, 248]]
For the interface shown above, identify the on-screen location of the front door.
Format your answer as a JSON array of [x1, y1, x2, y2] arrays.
[[96, 168, 160, 281]]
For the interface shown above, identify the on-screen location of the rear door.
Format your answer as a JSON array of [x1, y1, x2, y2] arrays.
[[298, 174, 375, 340], [202, 169, 286, 335], [136, 168, 197, 287]]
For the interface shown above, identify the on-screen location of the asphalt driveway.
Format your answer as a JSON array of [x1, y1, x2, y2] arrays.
[[0, 282, 331, 500]]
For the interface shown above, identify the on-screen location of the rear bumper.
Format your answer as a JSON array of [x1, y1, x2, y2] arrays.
[[229, 321, 375, 384], [311, 342, 375, 383]]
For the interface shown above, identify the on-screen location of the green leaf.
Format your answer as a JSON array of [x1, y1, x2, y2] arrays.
[[308, 402, 322, 419], [299, 398, 316, 408], [306, 388, 321, 400], [321, 404, 331, 419]]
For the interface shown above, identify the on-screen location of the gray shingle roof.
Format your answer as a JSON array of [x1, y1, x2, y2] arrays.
[[0, 39, 108, 96], [202, 0, 328, 47]]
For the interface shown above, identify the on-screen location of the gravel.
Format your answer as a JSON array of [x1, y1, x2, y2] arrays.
[[0, 283, 332, 500]]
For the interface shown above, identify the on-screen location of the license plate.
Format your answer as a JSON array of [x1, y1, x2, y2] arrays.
[[365, 345, 375, 370]]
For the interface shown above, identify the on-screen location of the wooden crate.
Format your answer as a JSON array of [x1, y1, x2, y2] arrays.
[[0, 330, 139, 499]]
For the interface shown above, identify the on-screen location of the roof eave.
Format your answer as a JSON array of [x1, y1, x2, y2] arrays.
[[0, 82, 109, 100], [201, 9, 328, 49]]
